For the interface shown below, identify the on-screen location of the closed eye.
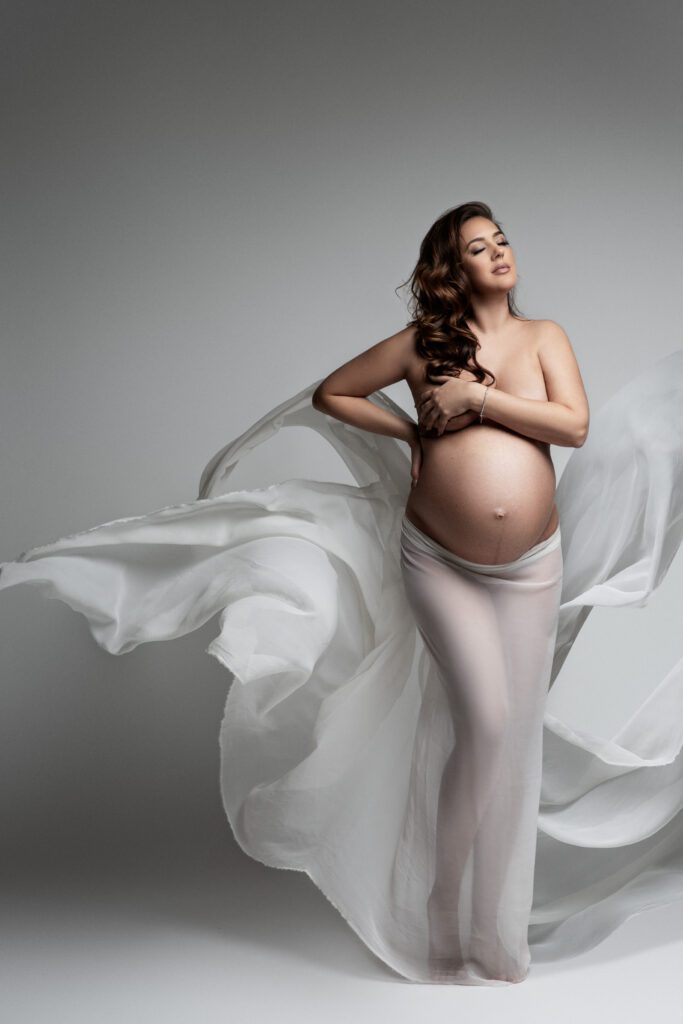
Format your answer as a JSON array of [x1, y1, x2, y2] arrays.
[[471, 239, 509, 255]]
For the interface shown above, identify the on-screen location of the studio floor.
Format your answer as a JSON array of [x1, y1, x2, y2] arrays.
[[2, 840, 681, 1024]]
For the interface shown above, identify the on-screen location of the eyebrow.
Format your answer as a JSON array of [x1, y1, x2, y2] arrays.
[[464, 229, 506, 248]]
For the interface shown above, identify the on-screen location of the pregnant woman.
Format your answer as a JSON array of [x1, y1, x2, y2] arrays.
[[312, 201, 589, 982], [2, 201, 681, 990]]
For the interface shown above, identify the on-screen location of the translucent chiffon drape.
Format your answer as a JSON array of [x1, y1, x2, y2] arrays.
[[1, 348, 682, 985], [400, 515, 563, 983]]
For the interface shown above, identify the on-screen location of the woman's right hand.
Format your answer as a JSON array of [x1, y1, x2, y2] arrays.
[[439, 408, 480, 433], [417, 408, 480, 440]]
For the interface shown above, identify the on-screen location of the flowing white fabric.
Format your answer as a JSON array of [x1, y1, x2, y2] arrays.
[[1, 348, 682, 985], [400, 515, 564, 983]]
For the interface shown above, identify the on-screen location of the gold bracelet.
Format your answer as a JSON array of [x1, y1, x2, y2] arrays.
[[479, 384, 490, 422]]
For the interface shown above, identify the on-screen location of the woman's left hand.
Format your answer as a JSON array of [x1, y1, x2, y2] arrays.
[[417, 375, 477, 435]]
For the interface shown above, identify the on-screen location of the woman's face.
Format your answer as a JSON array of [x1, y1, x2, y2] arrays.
[[458, 217, 517, 293]]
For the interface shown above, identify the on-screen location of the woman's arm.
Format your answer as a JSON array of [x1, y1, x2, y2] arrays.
[[312, 326, 418, 444], [474, 322, 589, 446], [418, 322, 590, 447]]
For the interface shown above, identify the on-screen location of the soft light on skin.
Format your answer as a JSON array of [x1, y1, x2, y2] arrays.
[[415, 215, 589, 446], [458, 216, 518, 295]]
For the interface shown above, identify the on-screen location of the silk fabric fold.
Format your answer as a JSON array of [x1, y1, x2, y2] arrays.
[[1, 349, 682, 984]]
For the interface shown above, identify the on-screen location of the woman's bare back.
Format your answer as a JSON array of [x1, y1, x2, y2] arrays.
[[404, 319, 560, 565]]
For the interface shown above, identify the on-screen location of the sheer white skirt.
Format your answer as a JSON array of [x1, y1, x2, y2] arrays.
[[1, 349, 683, 985], [400, 515, 563, 983]]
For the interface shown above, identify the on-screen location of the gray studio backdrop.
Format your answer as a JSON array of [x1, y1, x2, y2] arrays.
[[1, 0, 681, 875]]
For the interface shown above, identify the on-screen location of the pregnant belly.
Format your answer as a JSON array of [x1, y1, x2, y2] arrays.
[[404, 425, 558, 564]]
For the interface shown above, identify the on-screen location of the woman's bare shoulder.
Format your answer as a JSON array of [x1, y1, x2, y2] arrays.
[[528, 317, 569, 335], [525, 318, 571, 353]]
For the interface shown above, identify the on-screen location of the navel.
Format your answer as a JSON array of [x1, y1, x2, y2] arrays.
[[492, 506, 507, 520]]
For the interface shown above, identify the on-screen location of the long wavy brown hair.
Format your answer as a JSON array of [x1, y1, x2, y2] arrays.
[[396, 201, 528, 387]]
